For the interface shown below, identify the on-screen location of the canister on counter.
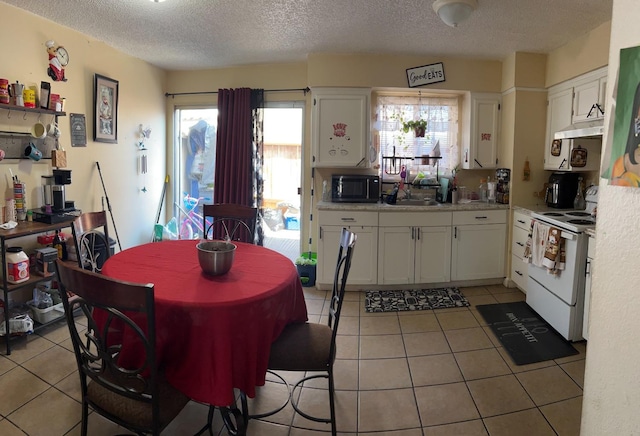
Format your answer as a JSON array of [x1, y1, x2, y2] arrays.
[[0, 79, 9, 104]]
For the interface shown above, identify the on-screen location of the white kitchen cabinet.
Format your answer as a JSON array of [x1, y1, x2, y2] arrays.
[[544, 87, 574, 170], [311, 87, 371, 168], [510, 210, 531, 293], [583, 234, 595, 340], [378, 211, 452, 285], [572, 67, 608, 123], [451, 210, 507, 281], [317, 210, 378, 287], [461, 93, 501, 169]]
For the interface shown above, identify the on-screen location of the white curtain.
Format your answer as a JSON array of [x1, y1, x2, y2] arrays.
[[375, 94, 459, 175]]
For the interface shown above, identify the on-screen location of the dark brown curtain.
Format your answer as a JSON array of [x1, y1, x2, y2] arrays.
[[214, 88, 264, 244]]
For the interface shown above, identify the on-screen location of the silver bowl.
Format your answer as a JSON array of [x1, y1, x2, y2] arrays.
[[196, 240, 237, 276]]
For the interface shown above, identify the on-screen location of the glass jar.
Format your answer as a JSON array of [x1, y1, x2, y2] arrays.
[[479, 178, 488, 202], [574, 177, 586, 210]]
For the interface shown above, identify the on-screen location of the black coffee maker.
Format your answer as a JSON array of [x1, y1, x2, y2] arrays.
[[495, 168, 510, 204], [545, 172, 579, 208]]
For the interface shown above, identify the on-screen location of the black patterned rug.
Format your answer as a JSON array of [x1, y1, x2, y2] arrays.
[[364, 288, 469, 313]]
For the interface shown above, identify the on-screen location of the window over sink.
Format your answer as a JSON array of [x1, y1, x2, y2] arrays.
[[374, 93, 459, 175]]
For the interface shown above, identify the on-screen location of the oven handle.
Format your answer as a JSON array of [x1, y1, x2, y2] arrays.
[[560, 231, 577, 240]]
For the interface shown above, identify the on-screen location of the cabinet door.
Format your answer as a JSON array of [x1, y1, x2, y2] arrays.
[[415, 226, 452, 284], [451, 224, 506, 281], [544, 88, 573, 170], [572, 79, 601, 123], [318, 225, 377, 286], [462, 93, 500, 169], [311, 88, 370, 168], [378, 227, 414, 285]]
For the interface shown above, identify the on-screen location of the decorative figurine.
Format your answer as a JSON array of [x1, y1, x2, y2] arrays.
[[46, 40, 69, 82]]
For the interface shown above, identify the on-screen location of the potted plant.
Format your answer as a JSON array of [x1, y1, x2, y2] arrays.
[[402, 119, 428, 137], [295, 252, 317, 287]]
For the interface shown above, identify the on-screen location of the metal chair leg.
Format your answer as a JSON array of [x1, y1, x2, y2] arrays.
[[289, 373, 336, 435], [194, 405, 216, 436]]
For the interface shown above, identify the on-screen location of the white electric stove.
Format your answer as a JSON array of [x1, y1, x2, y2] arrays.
[[527, 186, 598, 341]]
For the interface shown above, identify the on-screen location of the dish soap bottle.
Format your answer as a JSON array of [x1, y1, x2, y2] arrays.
[[573, 177, 586, 210]]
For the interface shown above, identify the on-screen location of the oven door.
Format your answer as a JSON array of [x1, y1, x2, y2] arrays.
[[527, 226, 585, 305]]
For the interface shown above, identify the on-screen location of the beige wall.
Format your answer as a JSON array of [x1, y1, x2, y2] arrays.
[[0, 3, 166, 249], [581, 0, 640, 432], [546, 21, 611, 87]]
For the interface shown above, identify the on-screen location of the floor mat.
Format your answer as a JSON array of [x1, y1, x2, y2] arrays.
[[364, 288, 469, 313], [476, 301, 579, 365]]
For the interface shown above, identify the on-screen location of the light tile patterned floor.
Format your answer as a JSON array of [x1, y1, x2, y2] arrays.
[[0, 284, 585, 435]]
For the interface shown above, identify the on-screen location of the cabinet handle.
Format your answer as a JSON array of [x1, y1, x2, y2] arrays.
[[559, 158, 567, 169], [319, 227, 323, 239], [515, 270, 523, 276], [417, 227, 421, 240], [475, 216, 488, 220], [411, 227, 415, 240], [516, 242, 524, 247], [517, 219, 526, 224], [586, 259, 591, 276], [341, 217, 356, 222], [454, 226, 457, 238]]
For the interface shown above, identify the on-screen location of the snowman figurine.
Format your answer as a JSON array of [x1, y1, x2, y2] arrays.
[[46, 40, 69, 82]]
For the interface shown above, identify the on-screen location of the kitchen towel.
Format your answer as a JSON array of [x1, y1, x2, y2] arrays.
[[524, 220, 550, 267], [542, 226, 565, 274]]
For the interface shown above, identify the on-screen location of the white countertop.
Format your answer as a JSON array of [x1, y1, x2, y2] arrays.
[[317, 201, 510, 212]]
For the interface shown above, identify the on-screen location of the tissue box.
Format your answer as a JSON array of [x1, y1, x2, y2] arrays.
[[35, 247, 58, 277]]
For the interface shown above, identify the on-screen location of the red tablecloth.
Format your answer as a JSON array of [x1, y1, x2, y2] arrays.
[[101, 240, 308, 406]]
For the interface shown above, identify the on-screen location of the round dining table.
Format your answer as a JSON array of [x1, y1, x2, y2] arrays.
[[101, 239, 308, 406]]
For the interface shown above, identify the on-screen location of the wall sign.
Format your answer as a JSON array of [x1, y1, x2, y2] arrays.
[[70, 113, 87, 147], [406, 62, 445, 88]]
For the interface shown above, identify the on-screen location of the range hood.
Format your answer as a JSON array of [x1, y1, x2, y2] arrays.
[[554, 118, 604, 140]]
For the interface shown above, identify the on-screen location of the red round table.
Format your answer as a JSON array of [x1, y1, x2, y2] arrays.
[[101, 240, 308, 406]]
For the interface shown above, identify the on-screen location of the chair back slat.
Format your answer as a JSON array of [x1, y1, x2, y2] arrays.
[[71, 211, 111, 273], [203, 203, 258, 244]]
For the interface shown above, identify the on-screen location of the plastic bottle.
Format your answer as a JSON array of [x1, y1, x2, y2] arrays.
[[574, 177, 586, 210], [6, 246, 29, 284], [479, 178, 488, 202]]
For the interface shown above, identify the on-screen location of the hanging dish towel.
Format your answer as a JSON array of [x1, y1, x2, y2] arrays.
[[542, 227, 565, 274], [524, 220, 550, 268]]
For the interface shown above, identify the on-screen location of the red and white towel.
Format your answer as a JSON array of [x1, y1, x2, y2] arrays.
[[523, 221, 565, 274], [542, 226, 565, 274]]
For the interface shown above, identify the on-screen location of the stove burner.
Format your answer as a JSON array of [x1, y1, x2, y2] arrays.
[[566, 212, 591, 217], [566, 219, 595, 225], [543, 212, 564, 217]]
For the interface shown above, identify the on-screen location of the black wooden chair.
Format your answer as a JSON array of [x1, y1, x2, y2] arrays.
[[55, 260, 189, 436], [202, 203, 258, 244], [266, 227, 357, 435], [71, 211, 111, 273]]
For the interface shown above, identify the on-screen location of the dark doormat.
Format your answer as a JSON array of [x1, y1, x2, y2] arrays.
[[365, 288, 469, 313], [476, 302, 579, 365]]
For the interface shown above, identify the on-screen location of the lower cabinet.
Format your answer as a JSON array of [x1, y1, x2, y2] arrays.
[[378, 212, 452, 285], [451, 210, 507, 281], [317, 211, 378, 286], [510, 209, 531, 292]]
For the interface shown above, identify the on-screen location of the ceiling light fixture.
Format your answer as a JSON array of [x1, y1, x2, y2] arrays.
[[432, 0, 478, 28], [150, 0, 166, 3]]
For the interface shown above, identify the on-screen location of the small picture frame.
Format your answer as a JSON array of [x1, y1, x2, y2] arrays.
[[93, 74, 118, 143], [550, 139, 562, 156]]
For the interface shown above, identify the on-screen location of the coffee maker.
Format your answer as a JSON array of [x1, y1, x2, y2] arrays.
[[495, 168, 511, 204], [42, 169, 73, 212]]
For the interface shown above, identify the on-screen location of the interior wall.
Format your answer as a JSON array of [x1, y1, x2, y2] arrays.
[[581, 0, 640, 433], [0, 3, 166, 249], [546, 20, 611, 87]]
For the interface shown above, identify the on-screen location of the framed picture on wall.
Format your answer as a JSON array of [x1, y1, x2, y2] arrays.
[[93, 74, 118, 143]]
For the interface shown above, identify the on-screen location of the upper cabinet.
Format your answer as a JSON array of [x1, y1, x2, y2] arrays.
[[572, 68, 607, 123], [311, 87, 371, 168], [461, 93, 501, 169], [544, 67, 606, 171]]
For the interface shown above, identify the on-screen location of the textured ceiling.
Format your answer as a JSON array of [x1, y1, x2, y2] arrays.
[[1, 0, 613, 71]]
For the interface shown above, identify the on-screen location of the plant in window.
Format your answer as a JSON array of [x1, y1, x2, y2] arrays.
[[402, 119, 428, 137]]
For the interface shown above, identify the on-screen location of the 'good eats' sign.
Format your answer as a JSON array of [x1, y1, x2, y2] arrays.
[[406, 62, 445, 88]]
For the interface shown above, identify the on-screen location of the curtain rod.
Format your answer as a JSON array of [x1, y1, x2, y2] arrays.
[[165, 87, 310, 98]]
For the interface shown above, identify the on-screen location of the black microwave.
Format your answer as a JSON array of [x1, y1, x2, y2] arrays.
[[331, 175, 380, 203]]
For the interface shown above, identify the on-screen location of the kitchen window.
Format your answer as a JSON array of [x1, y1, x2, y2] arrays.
[[375, 93, 459, 174]]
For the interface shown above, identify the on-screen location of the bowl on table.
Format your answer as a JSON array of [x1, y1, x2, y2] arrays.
[[196, 240, 237, 276]]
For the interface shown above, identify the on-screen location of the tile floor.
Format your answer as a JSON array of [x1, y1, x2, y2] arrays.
[[0, 284, 586, 435]]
